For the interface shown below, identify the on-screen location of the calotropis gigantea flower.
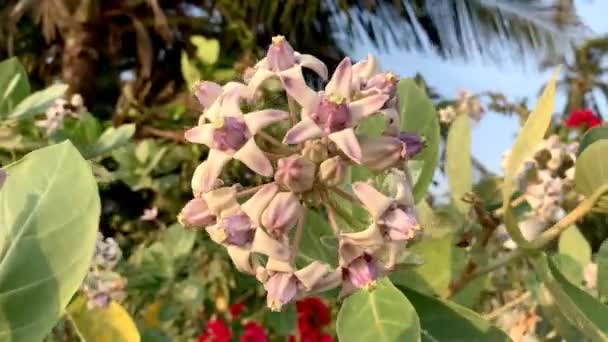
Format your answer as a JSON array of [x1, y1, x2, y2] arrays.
[[185, 88, 289, 195], [338, 240, 384, 295], [352, 182, 420, 241], [281, 58, 389, 162], [247, 35, 328, 92]]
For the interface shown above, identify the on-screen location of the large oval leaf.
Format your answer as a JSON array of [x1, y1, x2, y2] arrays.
[[502, 69, 559, 245], [579, 126, 608, 156], [8, 84, 68, 120], [597, 239, 608, 301], [534, 253, 608, 340], [558, 226, 591, 268], [0, 141, 100, 341], [83, 124, 136, 159], [398, 79, 440, 203], [68, 296, 140, 342], [0, 57, 30, 116], [297, 209, 337, 267], [446, 114, 472, 213], [399, 287, 510, 341], [337, 278, 420, 342], [575, 140, 608, 211]]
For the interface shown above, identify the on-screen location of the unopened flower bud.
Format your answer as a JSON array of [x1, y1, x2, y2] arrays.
[[359, 136, 404, 171], [344, 254, 378, 289], [319, 156, 348, 186], [178, 197, 217, 228], [275, 155, 316, 193], [265, 272, 298, 311], [301, 140, 329, 164], [261, 192, 303, 236], [398, 131, 424, 157]]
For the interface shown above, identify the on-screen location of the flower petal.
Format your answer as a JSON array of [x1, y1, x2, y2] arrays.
[[352, 182, 393, 220], [279, 66, 320, 109], [328, 128, 362, 163], [307, 269, 342, 294], [352, 54, 379, 80], [193, 81, 222, 108], [294, 261, 330, 291], [283, 117, 324, 144], [233, 138, 273, 177], [247, 68, 276, 92], [203, 186, 240, 217], [325, 57, 352, 99], [341, 224, 385, 248], [244, 109, 289, 134], [295, 53, 328, 80], [241, 183, 279, 226], [184, 124, 215, 147], [220, 82, 249, 116], [227, 245, 256, 274], [348, 94, 389, 124], [191, 150, 231, 195], [266, 258, 294, 273], [251, 228, 290, 261]]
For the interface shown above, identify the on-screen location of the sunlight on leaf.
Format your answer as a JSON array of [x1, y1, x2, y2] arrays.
[[69, 296, 140, 342], [446, 114, 472, 214]]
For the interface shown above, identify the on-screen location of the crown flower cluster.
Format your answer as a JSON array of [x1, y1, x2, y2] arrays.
[[179, 36, 424, 311]]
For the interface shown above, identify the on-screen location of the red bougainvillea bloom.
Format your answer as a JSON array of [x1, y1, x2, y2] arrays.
[[230, 303, 246, 318], [199, 319, 233, 342], [289, 297, 334, 342], [240, 321, 268, 342], [566, 109, 602, 128]]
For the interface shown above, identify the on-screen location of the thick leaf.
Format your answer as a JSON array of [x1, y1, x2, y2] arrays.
[[161, 223, 196, 260], [502, 69, 559, 245], [575, 140, 608, 211], [265, 302, 296, 336], [84, 124, 136, 159], [558, 226, 591, 268], [0, 58, 30, 115], [68, 296, 140, 342], [399, 287, 510, 341], [598, 239, 608, 301], [297, 209, 337, 267], [446, 114, 472, 213], [337, 278, 420, 342], [398, 78, 440, 202], [180, 51, 201, 88], [0, 141, 100, 341], [551, 253, 584, 285], [191, 36, 220, 65], [534, 253, 608, 340], [579, 126, 608, 155], [8, 84, 68, 120]]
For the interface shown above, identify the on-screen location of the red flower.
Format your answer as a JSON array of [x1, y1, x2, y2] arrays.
[[566, 109, 602, 128], [291, 297, 333, 342], [240, 321, 268, 342], [199, 319, 233, 342], [230, 303, 246, 318]]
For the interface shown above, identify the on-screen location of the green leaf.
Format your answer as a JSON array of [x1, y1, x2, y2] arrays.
[[8, 84, 68, 120], [68, 296, 140, 342], [551, 253, 584, 285], [161, 223, 196, 260], [337, 278, 420, 342], [399, 287, 510, 341], [84, 124, 136, 159], [0, 141, 100, 341], [265, 302, 296, 336], [579, 126, 608, 155], [0, 57, 30, 115], [391, 234, 464, 297], [534, 253, 608, 340], [398, 78, 440, 202], [180, 51, 201, 88], [297, 209, 337, 267], [598, 239, 608, 301], [190, 36, 220, 65], [575, 140, 608, 211], [502, 69, 559, 245], [446, 114, 472, 213], [558, 226, 591, 268]]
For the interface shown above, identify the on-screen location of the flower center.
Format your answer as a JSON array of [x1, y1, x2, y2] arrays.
[[221, 212, 254, 246], [312, 94, 350, 134], [213, 117, 250, 152]]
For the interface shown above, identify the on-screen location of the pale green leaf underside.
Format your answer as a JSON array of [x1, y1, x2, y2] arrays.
[[0, 141, 100, 342], [337, 278, 421, 342], [446, 114, 472, 214]]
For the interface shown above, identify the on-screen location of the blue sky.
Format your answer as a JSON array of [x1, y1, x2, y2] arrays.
[[350, 0, 606, 178]]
